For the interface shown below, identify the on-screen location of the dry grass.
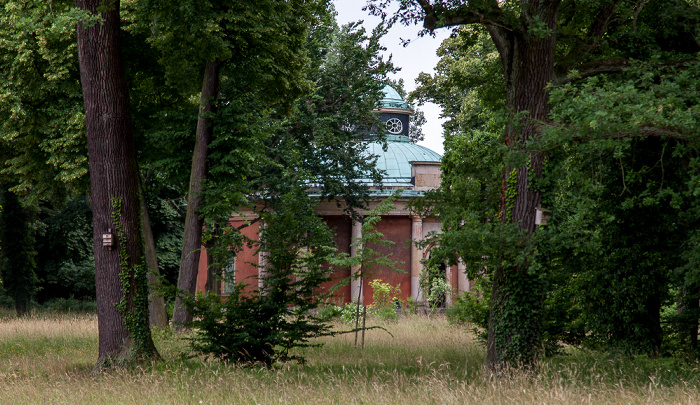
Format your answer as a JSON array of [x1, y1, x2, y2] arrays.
[[0, 312, 699, 404]]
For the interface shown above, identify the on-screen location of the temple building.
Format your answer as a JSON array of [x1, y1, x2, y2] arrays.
[[195, 85, 470, 305]]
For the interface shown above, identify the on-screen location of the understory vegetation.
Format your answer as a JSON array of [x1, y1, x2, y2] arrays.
[[1, 311, 700, 404]]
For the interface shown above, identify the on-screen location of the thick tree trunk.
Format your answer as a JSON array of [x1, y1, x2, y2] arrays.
[[138, 180, 169, 328], [172, 60, 221, 329], [75, 0, 159, 368], [484, 3, 558, 371]]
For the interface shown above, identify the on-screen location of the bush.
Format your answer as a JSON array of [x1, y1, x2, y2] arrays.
[[0, 290, 16, 309], [369, 279, 401, 321], [446, 278, 491, 342], [317, 303, 343, 322], [426, 277, 451, 311], [340, 302, 360, 324], [185, 281, 332, 366], [41, 297, 97, 312]]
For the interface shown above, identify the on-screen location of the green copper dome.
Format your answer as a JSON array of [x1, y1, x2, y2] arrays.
[[364, 141, 441, 189], [380, 85, 410, 110]]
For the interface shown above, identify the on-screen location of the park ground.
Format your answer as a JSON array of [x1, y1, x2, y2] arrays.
[[0, 310, 699, 404]]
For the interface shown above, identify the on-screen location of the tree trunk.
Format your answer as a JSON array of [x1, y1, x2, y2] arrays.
[[172, 60, 221, 329], [484, 3, 558, 370], [138, 180, 169, 328], [14, 299, 29, 317], [75, 0, 159, 368]]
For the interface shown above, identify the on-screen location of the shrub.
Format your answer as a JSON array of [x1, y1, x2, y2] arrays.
[[419, 264, 451, 310], [446, 278, 491, 342], [340, 302, 360, 324], [426, 277, 451, 311], [185, 283, 333, 366], [41, 297, 97, 312], [317, 303, 343, 322], [404, 297, 418, 314], [369, 279, 401, 321]]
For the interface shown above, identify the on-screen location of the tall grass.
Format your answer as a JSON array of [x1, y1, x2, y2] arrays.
[[0, 312, 698, 404]]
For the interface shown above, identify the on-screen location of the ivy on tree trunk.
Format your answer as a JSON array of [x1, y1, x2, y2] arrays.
[[483, 9, 556, 369]]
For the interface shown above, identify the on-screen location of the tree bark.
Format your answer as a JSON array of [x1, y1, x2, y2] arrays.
[[75, 0, 159, 368], [172, 60, 221, 329], [138, 180, 169, 328], [482, 2, 559, 371]]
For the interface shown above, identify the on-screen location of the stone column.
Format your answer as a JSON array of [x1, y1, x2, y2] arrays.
[[445, 264, 453, 306], [411, 216, 423, 302], [350, 218, 362, 302], [457, 260, 469, 294], [258, 251, 268, 290], [258, 222, 267, 291]]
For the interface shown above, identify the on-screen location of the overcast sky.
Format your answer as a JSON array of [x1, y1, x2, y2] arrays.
[[332, 0, 451, 154]]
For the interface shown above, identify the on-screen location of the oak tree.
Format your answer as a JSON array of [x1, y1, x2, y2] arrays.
[[372, 0, 700, 369], [75, 0, 158, 367]]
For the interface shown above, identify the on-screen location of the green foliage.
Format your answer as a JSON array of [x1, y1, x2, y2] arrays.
[[404, 296, 418, 314], [490, 267, 546, 364], [369, 279, 400, 309], [33, 188, 182, 305], [532, 60, 700, 356], [446, 280, 491, 343], [35, 196, 94, 301], [180, 10, 400, 365], [186, 189, 339, 366], [141, 178, 185, 286], [0, 290, 17, 309], [368, 279, 401, 321], [40, 297, 97, 312], [0, 0, 91, 201], [339, 302, 361, 324], [426, 277, 451, 311], [0, 188, 38, 315], [185, 286, 329, 366], [418, 260, 450, 310], [411, 27, 504, 138], [404, 0, 700, 366], [176, 5, 393, 230], [316, 302, 344, 322]]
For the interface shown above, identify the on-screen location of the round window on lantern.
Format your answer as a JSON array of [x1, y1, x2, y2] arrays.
[[386, 117, 403, 134]]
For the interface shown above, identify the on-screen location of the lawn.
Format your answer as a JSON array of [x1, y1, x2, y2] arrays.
[[0, 311, 698, 404]]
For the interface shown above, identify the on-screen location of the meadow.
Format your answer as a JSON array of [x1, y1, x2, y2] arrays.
[[0, 310, 699, 404]]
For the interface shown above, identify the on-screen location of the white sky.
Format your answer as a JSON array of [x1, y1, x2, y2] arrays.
[[332, 0, 451, 155]]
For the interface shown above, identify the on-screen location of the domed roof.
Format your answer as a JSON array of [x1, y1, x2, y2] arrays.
[[365, 142, 441, 188], [353, 84, 442, 193], [380, 85, 410, 111]]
